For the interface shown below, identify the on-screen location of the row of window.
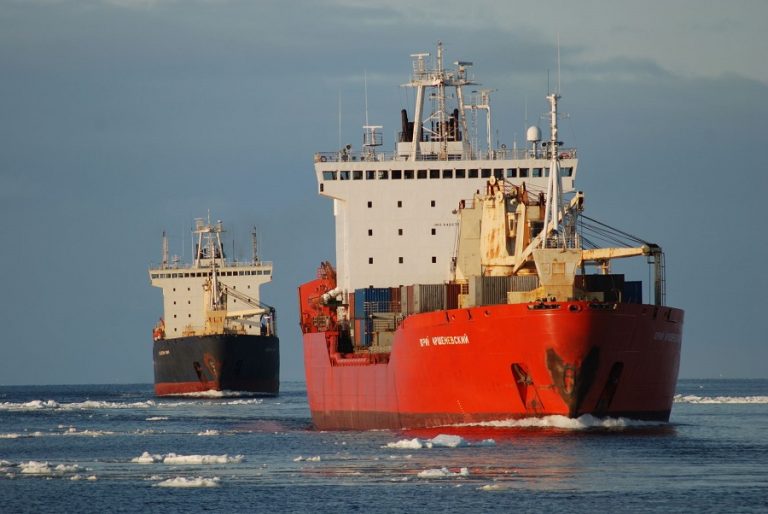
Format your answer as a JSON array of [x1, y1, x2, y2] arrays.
[[368, 257, 438, 264], [152, 270, 270, 279], [322, 167, 573, 181], [367, 200, 436, 209], [368, 228, 437, 236]]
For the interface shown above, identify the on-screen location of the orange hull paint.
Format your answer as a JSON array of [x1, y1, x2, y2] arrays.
[[303, 302, 683, 430]]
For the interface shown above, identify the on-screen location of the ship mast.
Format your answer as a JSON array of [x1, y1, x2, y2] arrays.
[[541, 92, 563, 246], [404, 42, 475, 161]]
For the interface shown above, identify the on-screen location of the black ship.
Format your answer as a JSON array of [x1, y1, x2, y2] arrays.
[[149, 218, 279, 396]]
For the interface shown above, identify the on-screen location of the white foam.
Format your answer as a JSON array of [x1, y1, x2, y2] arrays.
[[417, 467, 470, 479], [166, 390, 257, 398], [154, 476, 220, 488], [197, 430, 220, 436], [460, 414, 660, 430], [0, 433, 21, 439], [674, 394, 768, 404], [145, 416, 169, 421]]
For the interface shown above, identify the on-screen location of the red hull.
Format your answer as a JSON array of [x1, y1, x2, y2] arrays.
[[154, 379, 279, 396], [303, 301, 683, 430]]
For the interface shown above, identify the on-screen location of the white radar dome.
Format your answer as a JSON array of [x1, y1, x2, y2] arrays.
[[526, 126, 541, 143]]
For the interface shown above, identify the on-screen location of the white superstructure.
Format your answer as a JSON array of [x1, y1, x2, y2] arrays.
[[149, 219, 274, 339], [314, 43, 578, 292]]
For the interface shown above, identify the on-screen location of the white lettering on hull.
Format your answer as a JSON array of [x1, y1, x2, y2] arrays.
[[419, 334, 470, 347]]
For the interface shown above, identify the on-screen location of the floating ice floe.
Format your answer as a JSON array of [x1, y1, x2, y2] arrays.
[[62, 427, 114, 437], [131, 452, 243, 465], [417, 467, 470, 479], [478, 484, 506, 491], [70, 474, 97, 481], [154, 476, 220, 488], [18, 461, 82, 475], [674, 394, 768, 404], [385, 434, 496, 449]]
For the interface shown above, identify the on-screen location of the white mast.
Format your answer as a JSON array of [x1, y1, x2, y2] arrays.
[[541, 92, 563, 246]]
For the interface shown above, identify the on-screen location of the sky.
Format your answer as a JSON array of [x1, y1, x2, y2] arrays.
[[1, 0, 766, 384]]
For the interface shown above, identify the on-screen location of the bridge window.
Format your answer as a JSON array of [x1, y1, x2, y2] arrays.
[[494, 169, 504, 179], [532, 168, 543, 177], [561, 167, 573, 177], [442, 169, 453, 178], [397, 200, 402, 208], [432, 256, 437, 263], [367, 201, 372, 208], [399, 257, 403, 264], [392, 170, 402, 179], [430, 200, 436, 207], [340, 171, 350, 180], [378, 170, 389, 179], [455, 169, 466, 178], [404, 170, 414, 179], [353, 170, 363, 180], [431, 228, 436, 235], [398, 228, 403, 235], [417, 169, 427, 179], [429, 169, 440, 179], [481, 169, 491, 178], [366, 170, 375, 179], [468, 169, 478, 178], [368, 257, 373, 264], [519, 168, 529, 178], [322, 171, 337, 180], [368, 229, 373, 236], [506, 168, 517, 178]]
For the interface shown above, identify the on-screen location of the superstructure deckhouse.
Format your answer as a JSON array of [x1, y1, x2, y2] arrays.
[[299, 43, 682, 430]]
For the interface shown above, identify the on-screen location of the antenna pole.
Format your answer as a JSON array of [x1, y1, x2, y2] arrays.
[[557, 33, 561, 94]]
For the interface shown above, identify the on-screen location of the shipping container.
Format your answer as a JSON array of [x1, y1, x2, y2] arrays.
[[446, 283, 461, 309]]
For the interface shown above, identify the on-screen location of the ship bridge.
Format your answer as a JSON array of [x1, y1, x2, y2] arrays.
[[314, 43, 578, 293]]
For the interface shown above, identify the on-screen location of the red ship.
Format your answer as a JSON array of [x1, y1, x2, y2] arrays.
[[298, 44, 683, 430]]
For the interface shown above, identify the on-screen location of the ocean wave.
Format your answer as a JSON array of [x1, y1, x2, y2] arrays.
[[385, 434, 496, 449], [674, 394, 768, 404], [154, 476, 220, 488], [131, 452, 244, 465], [165, 390, 261, 398], [458, 414, 662, 430]]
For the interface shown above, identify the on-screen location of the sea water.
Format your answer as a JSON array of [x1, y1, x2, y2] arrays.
[[1, 380, 766, 512]]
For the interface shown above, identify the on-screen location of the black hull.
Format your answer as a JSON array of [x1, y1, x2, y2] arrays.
[[153, 334, 279, 396]]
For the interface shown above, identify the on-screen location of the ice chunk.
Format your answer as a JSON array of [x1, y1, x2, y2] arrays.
[[131, 452, 162, 464], [154, 476, 220, 488], [417, 467, 470, 479], [162, 453, 244, 465]]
